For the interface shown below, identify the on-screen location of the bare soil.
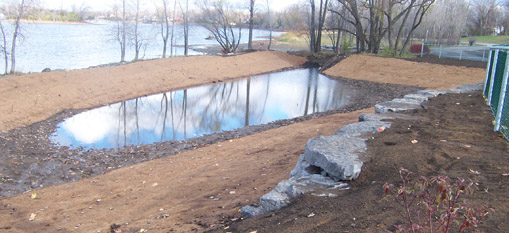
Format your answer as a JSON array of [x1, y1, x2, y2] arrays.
[[219, 91, 509, 233], [0, 52, 502, 233]]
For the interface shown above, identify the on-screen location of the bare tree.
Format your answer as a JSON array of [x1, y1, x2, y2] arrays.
[[314, 0, 329, 53], [308, 0, 336, 53], [132, 0, 145, 60], [248, 0, 255, 50], [8, 0, 31, 74], [112, 0, 127, 62], [0, 22, 9, 74], [326, 0, 347, 53], [184, 0, 190, 56], [155, 0, 172, 58], [266, 0, 272, 50], [198, 0, 241, 54], [178, 0, 190, 56], [330, 0, 435, 54], [398, 0, 435, 55], [309, 0, 316, 52], [469, 0, 499, 36], [71, 2, 90, 22], [170, 0, 178, 57]]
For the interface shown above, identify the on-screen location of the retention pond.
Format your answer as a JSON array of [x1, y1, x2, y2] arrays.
[[51, 68, 353, 149]]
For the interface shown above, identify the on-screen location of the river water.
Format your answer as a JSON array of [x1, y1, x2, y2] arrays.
[[0, 21, 280, 73]]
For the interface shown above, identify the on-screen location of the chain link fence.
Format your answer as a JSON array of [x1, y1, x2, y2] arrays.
[[484, 45, 509, 141], [430, 45, 489, 61]]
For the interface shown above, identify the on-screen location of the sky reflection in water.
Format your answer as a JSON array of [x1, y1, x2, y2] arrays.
[[51, 68, 352, 149]]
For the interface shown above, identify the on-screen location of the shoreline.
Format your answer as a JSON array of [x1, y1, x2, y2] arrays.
[[0, 51, 306, 131], [0, 19, 93, 25]]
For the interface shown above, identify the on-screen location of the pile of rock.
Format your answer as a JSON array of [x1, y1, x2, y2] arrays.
[[241, 83, 483, 218]]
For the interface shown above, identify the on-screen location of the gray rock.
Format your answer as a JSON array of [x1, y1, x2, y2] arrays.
[[42, 68, 51, 72], [374, 100, 422, 113], [290, 155, 314, 178], [391, 98, 423, 105], [403, 93, 432, 102], [241, 175, 347, 218], [457, 82, 483, 92], [359, 112, 421, 122], [304, 135, 365, 181], [359, 113, 394, 122], [241, 205, 265, 218], [447, 83, 484, 94], [417, 89, 448, 97], [446, 88, 464, 94], [334, 121, 391, 139]]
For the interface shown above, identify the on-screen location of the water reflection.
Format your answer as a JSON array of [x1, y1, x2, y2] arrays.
[[51, 68, 351, 149]]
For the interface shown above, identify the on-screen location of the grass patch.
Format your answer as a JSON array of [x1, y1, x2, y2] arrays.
[[461, 35, 509, 45]]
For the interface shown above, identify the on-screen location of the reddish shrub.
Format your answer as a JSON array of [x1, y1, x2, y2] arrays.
[[409, 43, 430, 54]]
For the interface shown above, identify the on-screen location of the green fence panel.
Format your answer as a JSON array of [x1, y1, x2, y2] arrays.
[[485, 51, 495, 98], [485, 46, 509, 142], [501, 90, 509, 140], [491, 51, 507, 114]]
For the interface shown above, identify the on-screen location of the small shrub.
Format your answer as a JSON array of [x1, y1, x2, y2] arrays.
[[278, 32, 301, 42], [381, 47, 396, 57], [409, 44, 430, 54], [469, 37, 476, 46], [340, 39, 352, 54], [384, 168, 491, 233]]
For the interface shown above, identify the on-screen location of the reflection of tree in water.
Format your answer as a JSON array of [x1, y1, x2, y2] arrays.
[[103, 68, 350, 148], [192, 80, 247, 133]]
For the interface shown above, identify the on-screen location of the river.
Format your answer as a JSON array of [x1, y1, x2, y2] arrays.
[[0, 21, 280, 73]]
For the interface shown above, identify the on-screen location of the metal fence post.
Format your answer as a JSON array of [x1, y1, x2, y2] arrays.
[[483, 47, 486, 62], [459, 48, 463, 60], [439, 45, 442, 58]]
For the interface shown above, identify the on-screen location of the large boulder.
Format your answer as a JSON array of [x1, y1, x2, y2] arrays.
[[303, 135, 365, 181], [334, 120, 391, 139]]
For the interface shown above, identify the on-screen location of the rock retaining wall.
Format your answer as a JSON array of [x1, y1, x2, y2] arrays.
[[241, 82, 484, 219]]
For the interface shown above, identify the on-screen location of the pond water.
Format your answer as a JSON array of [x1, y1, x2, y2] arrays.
[[50, 68, 352, 149], [0, 21, 280, 73]]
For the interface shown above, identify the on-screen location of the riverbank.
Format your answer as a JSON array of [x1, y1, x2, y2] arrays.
[[0, 51, 305, 131], [0, 52, 497, 232]]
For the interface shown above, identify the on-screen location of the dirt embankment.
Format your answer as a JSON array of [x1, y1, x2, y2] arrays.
[[0, 53, 493, 232], [323, 54, 486, 89], [0, 51, 306, 131]]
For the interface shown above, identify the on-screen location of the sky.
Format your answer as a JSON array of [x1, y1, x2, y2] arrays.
[[41, 0, 302, 12]]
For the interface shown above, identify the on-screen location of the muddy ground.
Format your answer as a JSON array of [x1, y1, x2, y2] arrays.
[[220, 91, 509, 233], [0, 53, 496, 232], [0, 76, 421, 197]]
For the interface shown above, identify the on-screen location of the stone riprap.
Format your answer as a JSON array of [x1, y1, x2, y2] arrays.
[[240, 82, 483, 219]]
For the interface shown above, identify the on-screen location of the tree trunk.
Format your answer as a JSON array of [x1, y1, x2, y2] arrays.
[[184, 0, 189, 56], [10, 0, 25, 74], [248, 0, 255, 50], [170, 0, 177, 57], [134, 0, 141, 60], [120, 0, 126, 62], [314, 0, 328, 53], [309, 0, 316, 53], [0, 22, 8, 74], [266, 0, 272, 50]]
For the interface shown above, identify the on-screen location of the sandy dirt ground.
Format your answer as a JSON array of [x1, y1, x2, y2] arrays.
[[0, 51, 306, 131], [323, 54, 486, 89], [0, 53, 491, 232]]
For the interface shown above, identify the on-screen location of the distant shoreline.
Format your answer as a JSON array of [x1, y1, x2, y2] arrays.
[[0, 19, 92, 25]]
